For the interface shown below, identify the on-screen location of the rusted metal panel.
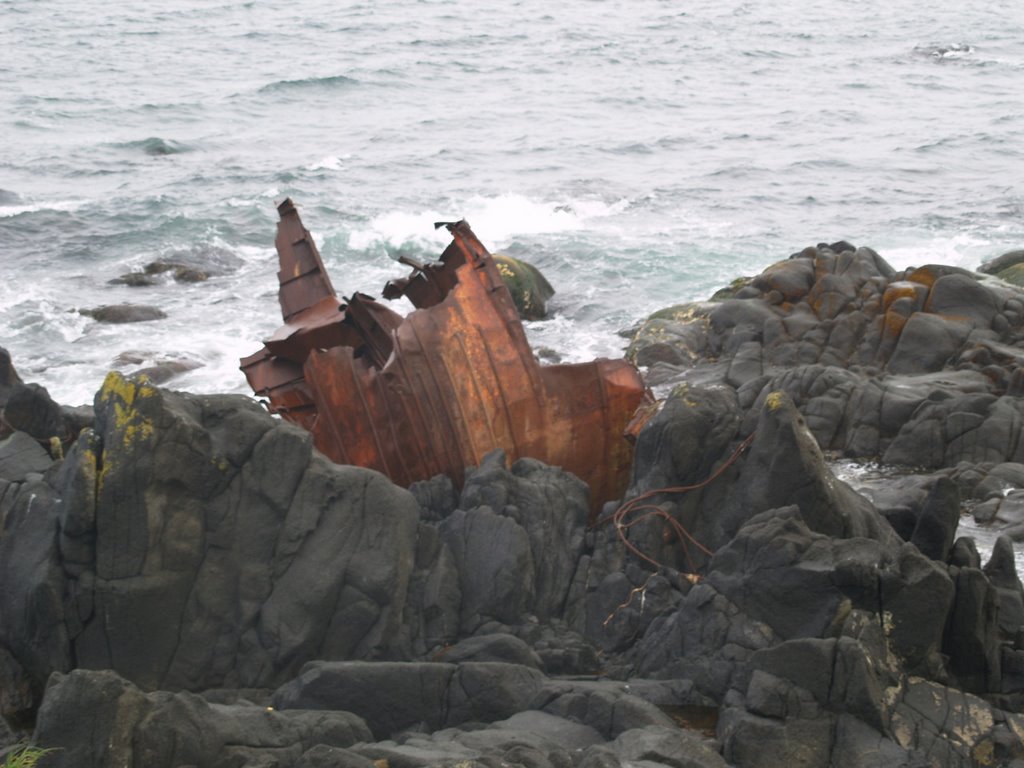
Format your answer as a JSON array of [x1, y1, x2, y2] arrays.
[[242, 198, 651, 515]]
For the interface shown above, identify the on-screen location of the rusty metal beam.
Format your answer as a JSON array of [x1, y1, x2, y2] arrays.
[[242, 199, 651, 515]]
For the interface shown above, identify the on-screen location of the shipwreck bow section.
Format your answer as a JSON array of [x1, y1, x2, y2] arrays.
[[241, 199, 650, 513]]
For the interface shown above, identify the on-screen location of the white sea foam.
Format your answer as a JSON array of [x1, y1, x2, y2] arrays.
[[347, 192, 632, 252], [308, 155, 350, 171], [876, 231, 993, 273], [0, 198, 88, 217]]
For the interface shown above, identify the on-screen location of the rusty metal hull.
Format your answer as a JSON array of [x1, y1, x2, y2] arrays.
[[242, 199, 650, 513]]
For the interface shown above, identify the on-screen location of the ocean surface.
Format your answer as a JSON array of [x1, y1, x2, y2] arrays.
[[2, 1, 1023, 557]]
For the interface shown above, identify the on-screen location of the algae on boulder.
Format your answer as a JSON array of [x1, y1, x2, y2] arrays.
[[493, 253, 555, 320]]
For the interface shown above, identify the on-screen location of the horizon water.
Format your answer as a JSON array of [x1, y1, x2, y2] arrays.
[[3, 0, 1024, 563]]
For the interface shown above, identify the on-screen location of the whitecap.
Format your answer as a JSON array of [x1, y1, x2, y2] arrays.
[[0, 198, 88, 218], [877, 231, 993, 272], [913, 42, 974, 60], [308, 155, 350, 171], [346, 192, 633, 252]]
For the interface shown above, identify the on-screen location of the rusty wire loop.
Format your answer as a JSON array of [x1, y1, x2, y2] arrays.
[[603, 571, 658, 627], [594, 430, 758, 581]]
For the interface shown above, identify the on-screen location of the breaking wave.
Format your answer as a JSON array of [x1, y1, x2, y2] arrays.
[[257, 74, 360, 93], [346, 193, 631, 252], [113, 137, 192, 156]]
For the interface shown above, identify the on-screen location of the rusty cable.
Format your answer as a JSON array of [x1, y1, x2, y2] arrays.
[[595, 430, 757, 578]]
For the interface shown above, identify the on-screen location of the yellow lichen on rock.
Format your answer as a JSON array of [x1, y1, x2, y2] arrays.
[[972, 739, 995, 766], [669, 383, 699, 408], [765, 391, 786, 411], [98, 371, 157, 450]]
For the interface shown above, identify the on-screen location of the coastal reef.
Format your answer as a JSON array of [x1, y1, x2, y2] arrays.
[[5, 244, 1024, 766]]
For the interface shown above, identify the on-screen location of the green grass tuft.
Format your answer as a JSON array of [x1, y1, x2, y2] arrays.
[[1, 745, 57, 768]]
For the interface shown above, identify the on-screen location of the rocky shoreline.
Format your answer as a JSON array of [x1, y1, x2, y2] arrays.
[[5, 245, 1024, 766]]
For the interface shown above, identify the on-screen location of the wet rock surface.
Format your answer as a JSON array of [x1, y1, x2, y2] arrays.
[[5, 244, 1024, 768], [79, 303, 168, 323]]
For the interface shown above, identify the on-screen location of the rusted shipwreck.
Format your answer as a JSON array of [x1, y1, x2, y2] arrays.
[[241, 199, 650, 514]]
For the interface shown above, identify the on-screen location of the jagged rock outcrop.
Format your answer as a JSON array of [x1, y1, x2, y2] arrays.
[[629, 243, 1024, 469], [0, 371, 432, 716], [6, 236, 1024, 768]]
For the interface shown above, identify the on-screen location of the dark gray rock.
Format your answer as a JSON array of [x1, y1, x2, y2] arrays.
[[983, 535, 1024, 639], [460, 450, 590, 623], [445, 662, 547, 728], [611, 725, 728, 768], [718, 707, 833, 768], [866, 474, 960, 561], [887, 312, 973, 374], [0, 347, 23, 410], [925, 273, 1000, 328], [33, 668, 371, 768], [0, 432, 53, 482], [0, 372, 437, 719], [491, 710, 606, 750], [439, 633, 543, 669], [829, 714, 918, 768], [493, 252, 556, 320], [752, 257, 815, 302], [628, 245, 1024, 476], [134, 695, 370, 768], [34, 669, 151, 768], [943, 566, 1001, 694], [720, 391, 895, 545], [979, 249, 1024, 277], [535, 679, 677, 740], [296, 744, 378, 768], [0, 478, 69, 714], [404, 521, 461, 657], [272, 661, 454, 739], [888, 678, 1008, 766], [707, 506, 952, 672], [0, 645, 35, 730], [272, 660, 545, 739], [2, 384, 65, 442], [409, 473, 459, 521], [132, 358, 203, 385], [618, 384, 742, 574], [626, 304, 715, 368], [79, 303, 168, 323], [439, 505, 534, 632]]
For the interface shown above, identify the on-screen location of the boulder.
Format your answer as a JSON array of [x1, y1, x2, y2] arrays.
[[535, 678, 678, 739], [2, 384, 65, 443], [438, 633, 543, 669], [33, 668, 371, 768], [979, 249, 1024, 285], [0, 372, 429, 715], [0, 432, 53, 482], [460, 450, 591, 622], [272, 660, 545, 739], [79, 304, 167, 323], [439, 506, 534, 632], [862, 473, 960, 561], [493, 253, 555, 320], [0, 347, 23, 410]]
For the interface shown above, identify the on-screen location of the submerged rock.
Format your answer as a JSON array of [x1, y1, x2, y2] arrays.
[[493, 253, 556, 320], [80, 303, 167, 323]]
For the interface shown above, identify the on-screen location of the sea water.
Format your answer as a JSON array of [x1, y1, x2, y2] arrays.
[[2, 0, 1023, 557]]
